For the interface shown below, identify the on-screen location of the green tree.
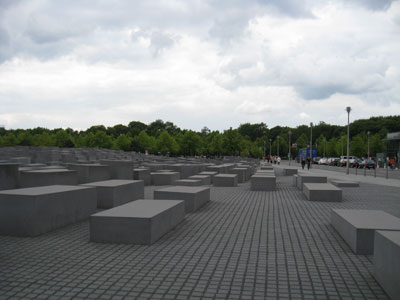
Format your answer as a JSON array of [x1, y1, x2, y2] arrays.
[[238, 123, 268, 142], [33, 132, 53, 147], [85, 131, 113, 148], [350, 134, 365, 157], [180, 130, 202, 156], [156, 130, 179, 155], [133, 130, 156, 153], [326, 137, 338, 157], [0, 133, 17, 147], [54, 130, 75, 148], [128, 121, 148, 137], [206, 131, 223, 156], [295, 133, 309, 149], [113, 134, 132, 151], [17, 131, 34, 146], [222, 128, 243, 155], [369, 133, 385, 157]]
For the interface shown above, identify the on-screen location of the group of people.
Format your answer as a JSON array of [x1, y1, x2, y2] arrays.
[[267, 155, 281, 165], [301, 156, 312, 170]]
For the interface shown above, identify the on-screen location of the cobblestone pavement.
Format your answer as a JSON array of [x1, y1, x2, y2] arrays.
[[1, 176, 400, 300]]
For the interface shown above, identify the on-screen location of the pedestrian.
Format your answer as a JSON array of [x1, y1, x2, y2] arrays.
[[277, 156, 281, 165], [306, 156, 311, 170], [301, 157, 305, 169]]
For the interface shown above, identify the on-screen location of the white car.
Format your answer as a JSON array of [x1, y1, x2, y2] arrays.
[[318, 157, 328, 165]]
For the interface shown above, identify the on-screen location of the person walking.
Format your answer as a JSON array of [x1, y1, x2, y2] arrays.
[[306, 156, 311, 170], [277, 156, 281, 165], [301, 157, 305, 169]]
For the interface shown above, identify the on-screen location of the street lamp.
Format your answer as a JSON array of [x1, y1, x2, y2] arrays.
[[367, 131, 370, 159], [346, 106, 351, 175], [288, 130, 292, 166], [269, 138, 272, 161], [310, 122, 313, 169], [277, 135, 280, 157], [263, 140, 266, 161], [341, 136, 343, 156]]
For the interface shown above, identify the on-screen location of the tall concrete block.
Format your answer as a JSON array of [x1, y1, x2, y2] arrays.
[[0, 163, 19, 190]]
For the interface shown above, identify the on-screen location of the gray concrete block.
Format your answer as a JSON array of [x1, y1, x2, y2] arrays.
[[250, 174, 276, 191], [0, 185, 97, 237], [303, 183, 342, 202], [188, 175, 211, 185], [151, 172, 180, 185], [213, 174, 238, 187], [0, 163, 19, 190], [198, 172, 217, 183], [229, 168, 247, 183], [374, 230, 400, 300], [19, 169, 78, 188], [174, 179, 203, 186], [297, 174, 327, 190], [154, 186, 210, 213], [331, 180, 360, 187], [331, 209, 400, 254], [133, 168, 151, 186], [99, 159, 133, 179], [82, 179, 144, 208], [292, 174, 298, 187], [67, 163, 111, 184], [90, 199, 185, 245]]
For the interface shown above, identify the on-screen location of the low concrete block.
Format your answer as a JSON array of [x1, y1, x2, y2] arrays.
[[292, 174, 298, 187], [90, 200, 185, 245], [67, 163, 111, 184], [99, 159, 133, 179], [154, 186, 210, 213], [331, 209, 400, 254], [19, 169, 78, 188], [0, 163, 19, 190], [188, 175, 211, 185], [198, 172, 217, 183], [213, 174, 238, 187], [297, 174, 327, 190], [151, 172, 180, 185], [331, 180, 360, 187], [230, 168, 247, 183], [174, 179, 203, 186], [250, 174, 276, 191], [374, 230, 400, 300], [0, 185, 97, 237], [133, 168, 151, 186], [303, 183, 342, 202], [82, 179, 144, 208]]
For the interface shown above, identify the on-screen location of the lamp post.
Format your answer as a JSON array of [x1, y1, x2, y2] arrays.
[[341, 136, 343, 156], [277, 135, 280, 157], [310, 122, 313, 169], [346, 106, 351, 175], [263, 140, 266, 161], [367, 131, 370, 159], [288, 130, 292, 166], [269, 138, 272, 161]]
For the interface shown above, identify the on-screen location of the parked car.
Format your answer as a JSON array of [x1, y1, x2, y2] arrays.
[[329, 157, 340, 166], [357, 159, 377, 169], [340, 156, 356, 167], [313, 157, 321, 164], [351, 158, 362, 168], [318, 157, 328, 165]]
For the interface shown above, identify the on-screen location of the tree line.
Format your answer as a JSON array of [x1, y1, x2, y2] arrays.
[[0, 115, 399, 158]]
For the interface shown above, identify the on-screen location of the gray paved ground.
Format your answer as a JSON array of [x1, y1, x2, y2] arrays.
[[1, 171, 400, 300]]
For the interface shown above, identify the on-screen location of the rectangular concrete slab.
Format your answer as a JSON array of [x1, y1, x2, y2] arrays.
[[67, 163, 111, 184], [303, 183, 342, 202], [133, 168, 151, 186], [188, 175, 211, 185], [0, 185, 97, 237], [331, 180, 360, 187], [331, 209, 400, 254], [174, 179, 203, 186], [374, 230, 400, 300], [82, 179, 144, 208], [0, 163, 19, 190], [99, 159, 133, 179], [250, 175, 276, 191], [213, 174, 238, 187], [19, 169, 78, 188], [151, 172, 180, 185], [198, 172, 217, 183], [154, 186, 210, 213], [90, 199, 185, 245], [297, 174, 327, 190]]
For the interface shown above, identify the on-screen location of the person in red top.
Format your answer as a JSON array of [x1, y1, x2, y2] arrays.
[[389, 158, 395, 169]]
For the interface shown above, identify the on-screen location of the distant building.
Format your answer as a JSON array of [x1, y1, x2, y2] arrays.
[[386, 132, 400, 161]]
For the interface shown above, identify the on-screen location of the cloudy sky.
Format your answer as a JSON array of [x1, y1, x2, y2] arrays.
[[0, 0, 399, 131]]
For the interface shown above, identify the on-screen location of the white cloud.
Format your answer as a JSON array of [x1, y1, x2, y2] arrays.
[[0, 0, 399, 131]]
